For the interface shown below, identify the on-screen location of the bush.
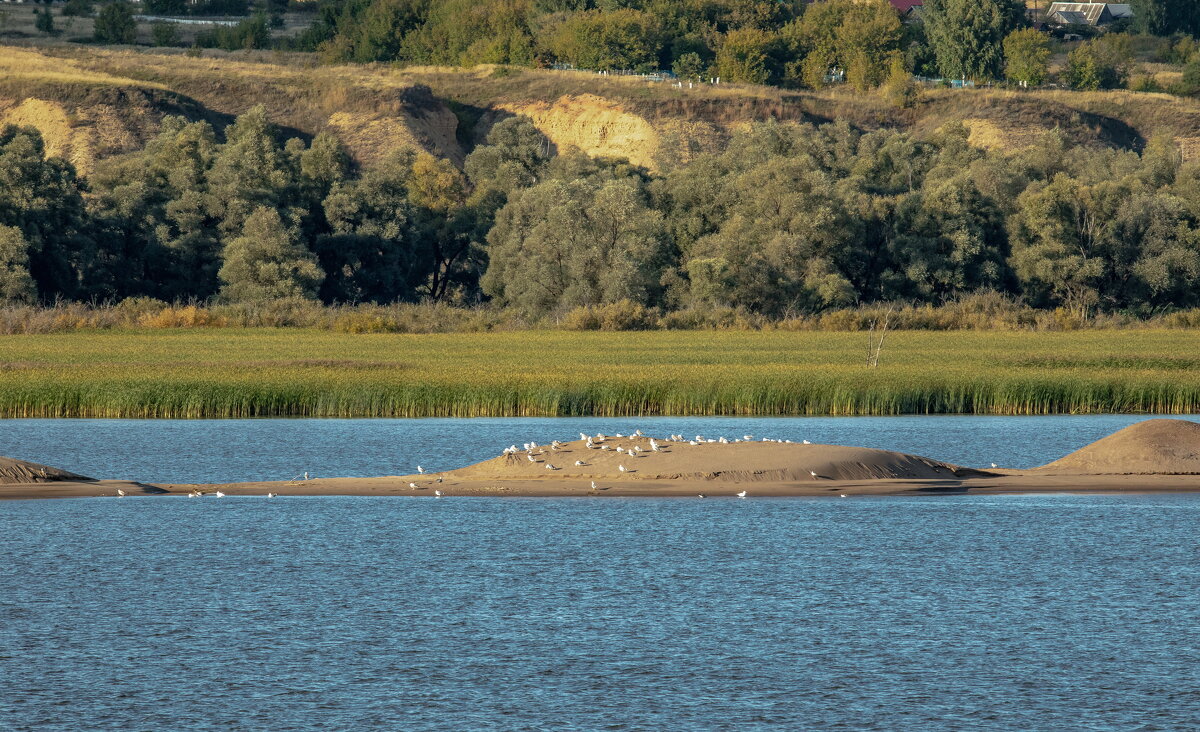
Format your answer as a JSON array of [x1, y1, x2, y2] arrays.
[[151, 22, 180, 47], [94, 2, 136, 45], [332, 311, 402, 334], [62, 0, 94, 17], [563, 300, 659, 331]]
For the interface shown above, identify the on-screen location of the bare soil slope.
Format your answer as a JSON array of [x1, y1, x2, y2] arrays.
[[0, 456, 90, 484], [1036, 419, 1200, 475]]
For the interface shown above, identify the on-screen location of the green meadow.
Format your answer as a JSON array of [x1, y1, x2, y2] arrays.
[[1, 329, 1198, 418]]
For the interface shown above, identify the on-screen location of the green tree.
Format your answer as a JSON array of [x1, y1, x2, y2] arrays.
[[94, 1, 136, 45], [1131, 0, 1200, 37], [714, 28, 775, 84], [35, 7, 54, 35], [483, 172, 668, 317], [464, 116, 553, 195], [151, 22, 180, 47], [923, 0, 1023, 81], [219, 206, 323, 301], [1003, 27, 1050, 87], [672, 51, 705, 80], [1064, 36, 1132, 91], [549, 9, 661, 71], [0, 126, 93, 300], [0, 225, 36, 304]]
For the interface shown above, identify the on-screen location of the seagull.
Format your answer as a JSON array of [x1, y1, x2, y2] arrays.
[[743, 435, 753, 441], [575, 460, 585, 466], [434, 490, 443, 497], [303, 472, 310, 480], [214, 490, 225, 498], [545, 464, 558, 470], [650, 439, 660, 452], [698, 494, 705, 498], [409, 482, 419, 489], [719, 436, 728, 443], [991, 462, 998, 468], [616, 446, 625, 453], [527, 453, 537, 462], [116, 488, 126, 497], [803, 440, 812, 445], [591, 481, 598, 491], [810, 471, 820, 479], [618, 465, 627, 472], [187, 490, 199, 498], [601, 446, 611, 451], [736, 490, 747, 498], [267, 492, 277, 498], [689, 440, 699, 446], [840, 494, 848, 498], [417, 466, 425, 474]]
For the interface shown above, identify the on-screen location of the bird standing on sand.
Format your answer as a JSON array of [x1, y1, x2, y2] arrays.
[[591, 481, 598, 491], [991, 462, 998, 468], [268, 492, 277, 498], [736, 490, 747, 498], [840, 494, 848, 498], [215, 490, 226, 498], [417, 466, 425, 474], [409, 482, 419, 489], [575, 460, 585, 466], [116, 489, 126, 497], [527, 453, 537, 462], [434, 490, 443, 497], [618, 465, 627, 472], [803, 440, 812, 445], [187, 490, 200, 498], [810, 471, 819, 479], [545, 464, 558, 470]]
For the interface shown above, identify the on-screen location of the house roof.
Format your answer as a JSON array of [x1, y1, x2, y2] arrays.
[[1047, 2, 1132, 25], [889, 0, 923, 11]]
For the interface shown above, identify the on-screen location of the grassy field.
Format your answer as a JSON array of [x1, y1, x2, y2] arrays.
[[0, 329, 1198, 418]]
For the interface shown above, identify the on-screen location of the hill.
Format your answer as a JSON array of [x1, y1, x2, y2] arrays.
[[1037, 419, 1200, 474], [6, 44, 1200, 173]]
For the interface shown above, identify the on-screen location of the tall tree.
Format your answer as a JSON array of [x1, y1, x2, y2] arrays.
[[0, 225, 36, 304], [219, 207, 323, 301], [923, 0, 1023, 81], [1131, 0, 1200, 37]]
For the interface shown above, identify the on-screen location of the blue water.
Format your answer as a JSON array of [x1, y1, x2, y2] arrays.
[[3, 494, 1200, 729], [1, 415, 1197, 484]]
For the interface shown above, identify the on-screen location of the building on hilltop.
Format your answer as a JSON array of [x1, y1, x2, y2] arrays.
[[1046, 2, 1133, 26], [888, 0, 924, 21]]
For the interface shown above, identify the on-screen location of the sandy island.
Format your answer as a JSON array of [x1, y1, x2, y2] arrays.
[[4, 419, 1200, 500]]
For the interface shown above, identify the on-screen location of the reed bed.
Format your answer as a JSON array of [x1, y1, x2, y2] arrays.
[[0, 329, 1198, 418]]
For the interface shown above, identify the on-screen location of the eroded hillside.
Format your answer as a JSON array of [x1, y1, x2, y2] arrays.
[[6, 44, 1200, 175]]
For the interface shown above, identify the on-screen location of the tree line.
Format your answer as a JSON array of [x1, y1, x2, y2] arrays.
[[2, 109, 1200, 317], [298, 0, 1200, 88]]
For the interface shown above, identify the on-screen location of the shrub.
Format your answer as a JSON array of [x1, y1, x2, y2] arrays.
[[151, 22, 180, 47], [94, 2, 136, 45]]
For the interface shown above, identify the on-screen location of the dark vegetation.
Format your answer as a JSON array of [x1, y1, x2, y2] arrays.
[[3, 105, 1200, 322]]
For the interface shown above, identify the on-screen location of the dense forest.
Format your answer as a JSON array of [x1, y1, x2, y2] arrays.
[[3, 105, 1200, 319]]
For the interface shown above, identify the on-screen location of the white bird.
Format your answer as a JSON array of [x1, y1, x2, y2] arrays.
[[116, 488, 126, 497], [991, 462, 998, 468], [743, 435, 753, 441], [650, 439, 660, 452], [810, 471, 819, 478], [634, 430, 643, 436], [187, 490, 199, 498], [267, 492, 277, 498], [698, 494, 706, 498], [591, 481, 599, 491], [736, 490, 747, 498], [575, 460, 585, 466], [689, 440, 699, 446], [545, 464, 557, 470], [618, 464, 627, 472], [719, 436, 728, 443], [527, 453, 537, 462], [435, 490, 443, 497], [417, 466, 425, 474], [601, 446, 611, 451], [580, 432, 588, 440], [616, 433, 624, 438], [616, 446, 625, 453], [409, 482, 419, 489], [215, 490, 225, 498], [803, 440, 812, 445], [840, 494, 848, 498], [303, 472, 310, 480]]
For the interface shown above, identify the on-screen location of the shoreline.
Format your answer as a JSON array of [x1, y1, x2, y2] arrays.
[[6, 421, 1200, 500], [6, 474, 1200, 500]]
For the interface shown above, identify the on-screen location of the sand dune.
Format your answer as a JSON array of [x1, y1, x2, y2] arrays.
[[450, 438, 989, 482], [1037, 419, 1200, 475], [0, 457, 91, 484], [6, 420, 1200, 499]]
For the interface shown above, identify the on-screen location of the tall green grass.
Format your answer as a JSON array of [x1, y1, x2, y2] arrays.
[[1, 329, 1198, 418]]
